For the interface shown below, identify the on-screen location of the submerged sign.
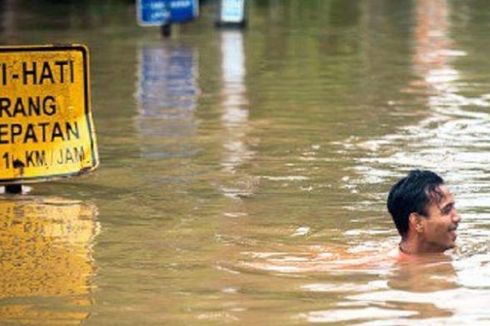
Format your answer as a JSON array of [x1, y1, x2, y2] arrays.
[[137, 0, 170, 26], [0, 45, 98, 184], [169, 0, 199, 23], [137, 0, 198, 26], [219, 0, 246, 24]]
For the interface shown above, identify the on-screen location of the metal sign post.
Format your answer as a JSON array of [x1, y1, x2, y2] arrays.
[[5, 184, 22, 194]]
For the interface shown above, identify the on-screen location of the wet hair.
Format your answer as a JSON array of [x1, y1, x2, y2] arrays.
[[387, 170, 444, 238]]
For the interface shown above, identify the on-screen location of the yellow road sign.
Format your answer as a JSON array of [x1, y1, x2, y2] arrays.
[[0, 45, 98, 184]]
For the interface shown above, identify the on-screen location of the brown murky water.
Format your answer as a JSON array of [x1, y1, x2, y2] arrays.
[[1, 0, 490, 324]]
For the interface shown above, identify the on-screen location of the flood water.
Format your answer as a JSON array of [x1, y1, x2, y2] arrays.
[[1, 0, 490, 324]]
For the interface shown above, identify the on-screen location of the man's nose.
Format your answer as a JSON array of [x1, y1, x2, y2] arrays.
[[453, 210, 461, 224]]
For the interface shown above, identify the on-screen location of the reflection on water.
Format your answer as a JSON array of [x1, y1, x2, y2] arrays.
[[229, 242, 481, 324], [235, 241, 395, 274], [219, 30, 257, 200], [0, 197, 98, 324], [240, 248, 488, 324], [343, 259, 490, 326], [339, 0, 490, 187], [135, 42, 199, 159], [221, 30, 251, 173]]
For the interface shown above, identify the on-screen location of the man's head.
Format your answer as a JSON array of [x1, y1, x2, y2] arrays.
[[387, 170, 460, 253]]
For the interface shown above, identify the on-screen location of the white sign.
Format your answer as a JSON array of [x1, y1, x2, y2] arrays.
[[220, 0, 245, 23]]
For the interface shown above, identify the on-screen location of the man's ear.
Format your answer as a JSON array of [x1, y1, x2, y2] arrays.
[[409, 212, 424, 233]]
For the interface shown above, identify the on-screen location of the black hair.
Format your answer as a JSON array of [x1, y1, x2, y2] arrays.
[[387, 170, 444, 238]]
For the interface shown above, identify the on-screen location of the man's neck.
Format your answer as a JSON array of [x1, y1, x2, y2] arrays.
[[399, 237, 444, 255]]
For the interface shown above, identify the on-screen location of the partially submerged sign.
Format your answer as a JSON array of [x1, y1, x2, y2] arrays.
[[0, 45, 98, 185], [137, 0, 198, 26], [217, 0, 247, 26], [169, 0, 199, 23], [137, 0, 170, 26]]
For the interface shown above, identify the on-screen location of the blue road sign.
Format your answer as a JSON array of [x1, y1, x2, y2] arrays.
[[137, 0, 170, 26], [169, 0, 199, 23]]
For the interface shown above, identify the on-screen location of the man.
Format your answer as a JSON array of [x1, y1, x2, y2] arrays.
[[387, 170, 461, 256]]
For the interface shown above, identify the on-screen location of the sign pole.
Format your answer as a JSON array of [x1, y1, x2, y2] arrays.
[[161, 22, 172, 37], [5, 184, 22, 194]]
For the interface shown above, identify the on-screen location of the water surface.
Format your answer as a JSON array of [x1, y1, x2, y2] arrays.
[[1, 0, 490, 324]]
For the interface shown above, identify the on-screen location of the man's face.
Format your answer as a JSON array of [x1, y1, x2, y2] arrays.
[[419, 185, 461, 252]]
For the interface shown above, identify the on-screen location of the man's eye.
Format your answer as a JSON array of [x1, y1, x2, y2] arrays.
[[442, 205, 454, 214]]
